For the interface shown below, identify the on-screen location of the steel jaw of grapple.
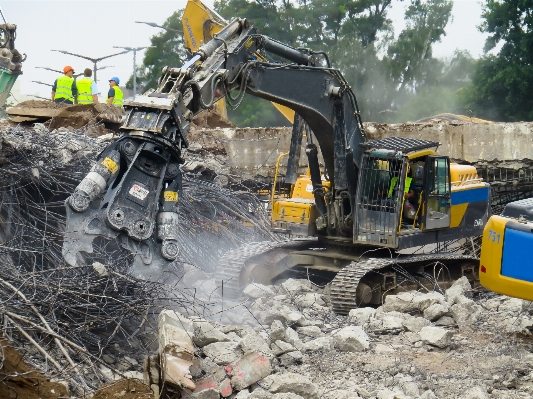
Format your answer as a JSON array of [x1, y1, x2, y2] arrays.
[[63, 96, 187, 276]]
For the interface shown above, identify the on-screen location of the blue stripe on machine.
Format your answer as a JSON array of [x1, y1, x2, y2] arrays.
[[451, 187, 489, 205], [501, 228, 533, 282]]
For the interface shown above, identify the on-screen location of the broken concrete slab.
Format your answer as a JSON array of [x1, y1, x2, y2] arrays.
[[445, 277, 473, 305], [203, 341, 244, 365], [280, 279, 314, 295], [302, 336, 334, 352], [419, 326, 453, 348], [270, 340, 296, 356], [294, 293, 326, 308], [244, 283, 276, 299], [323, 389, 360, 398], [239, 332, 273, 356], [450, 299, 483, 328], [161, 353, 196, 390], [193, 320, 230, 347], [269, 320, 286, 342], [333, 326, 370, 352], [261, 372, 319, 399], [347, 307, 376, 325], [227, 352, 273, 391], [402, 316, 431, 333], [423, 303, 450, 322]]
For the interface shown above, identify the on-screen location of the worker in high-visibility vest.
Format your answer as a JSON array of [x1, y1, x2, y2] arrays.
[[76, 68, 100, 104], [51, 66, 78, 104], [107, 77, 123, 107]]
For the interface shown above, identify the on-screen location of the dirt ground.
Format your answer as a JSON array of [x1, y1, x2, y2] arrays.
[[0, 336, 70, 399], [93, 379, 154, 399]]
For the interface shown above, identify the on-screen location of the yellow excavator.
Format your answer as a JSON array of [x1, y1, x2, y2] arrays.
[[64, 12, 492, 314], [479, 198, 533, 301], [182, 0, 295, 123]]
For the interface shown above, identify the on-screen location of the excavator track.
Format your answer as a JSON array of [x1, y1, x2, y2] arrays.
[[216, 237, 479, 313], [215, 239, 318, 299], [330, 253, 479, 315]]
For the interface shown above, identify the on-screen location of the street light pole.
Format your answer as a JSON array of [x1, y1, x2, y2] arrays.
[[135, 21, 183, 34], [51, 49, 129, 83], [113, 46, 151, 98]]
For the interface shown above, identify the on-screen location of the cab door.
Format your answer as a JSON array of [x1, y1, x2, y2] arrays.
[[423, 156, 451, 230]]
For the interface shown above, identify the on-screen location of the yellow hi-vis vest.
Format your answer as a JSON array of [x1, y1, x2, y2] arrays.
[[55, 75, 75, 102], [76, 77, 94, 104], [108, 85, 123, 107], [388, 176, 412, 199]]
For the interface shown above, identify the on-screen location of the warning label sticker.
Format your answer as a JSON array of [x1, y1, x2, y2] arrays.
[[129, 184, 149, 201], [306, 184, 313, 193], [101, 157, 118, 174], [163, 191, 178, 202]]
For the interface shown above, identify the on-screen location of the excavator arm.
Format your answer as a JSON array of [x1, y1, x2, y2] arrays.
[[62, 17, 365, 270]]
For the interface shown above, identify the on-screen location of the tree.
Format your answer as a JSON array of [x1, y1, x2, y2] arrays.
[[460, 0, 533, 121], [126, 11, 187, 92]]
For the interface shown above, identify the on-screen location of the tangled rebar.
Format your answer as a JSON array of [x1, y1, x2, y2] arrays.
[[0, 122, 279, 395]]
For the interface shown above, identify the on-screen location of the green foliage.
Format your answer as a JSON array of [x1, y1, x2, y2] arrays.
[[126, 11, 187, 92], [215, 0, 456, 125], [460, 0, 533, 121], [132, 0, 462, 125]]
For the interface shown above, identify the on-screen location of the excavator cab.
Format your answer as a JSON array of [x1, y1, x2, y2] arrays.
[[354, 137, 490, 250]]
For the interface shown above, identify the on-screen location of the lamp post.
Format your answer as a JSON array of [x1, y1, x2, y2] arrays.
[[113, 46, 151, 98], [31, 80, 52, 87], [51, 49, 129, 83], [135, 21, 183, 34]]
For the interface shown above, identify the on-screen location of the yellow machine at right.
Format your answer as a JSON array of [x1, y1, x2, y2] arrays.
[[480, 198, 533, 301]]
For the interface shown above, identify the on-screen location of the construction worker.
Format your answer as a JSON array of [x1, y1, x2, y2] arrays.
[[107, 77, 123, 107], [76, 68, 99, 104], [51, 66, 77, 104]]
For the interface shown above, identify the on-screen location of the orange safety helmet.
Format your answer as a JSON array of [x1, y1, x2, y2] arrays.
[[63, 65, 74, 74]]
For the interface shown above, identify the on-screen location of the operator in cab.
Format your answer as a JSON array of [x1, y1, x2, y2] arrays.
[[107, 77, 123, 107], [51, 66, 78, 104]]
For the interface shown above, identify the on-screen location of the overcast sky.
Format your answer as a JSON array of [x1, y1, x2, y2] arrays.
[[3, 0, 488, 100]]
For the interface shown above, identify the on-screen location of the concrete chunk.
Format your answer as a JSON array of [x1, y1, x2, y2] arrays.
[[269, 320, 286, 341], [445, 276, 472, 305], [271, 340, 296, 356], [280, 279, 314, 295], [161, 353, 195, 390], [302, 336, 334, 352], [261, 372, 319, 399], [451, 299, 483, 327], [203, 341, 243, 365], [419, 326, 453, 348], [347, 307, 376, 325], [383, 292, 420, 313], [423, 303, 449, 321], [333, 326, 370, 352], [239, 332, 273, 356], [227, 352, 272, 391], [244, 283, 276, 299], [194, 320, 230, 347], [294, 293, 326, 308], [402, 316, 431, 333]]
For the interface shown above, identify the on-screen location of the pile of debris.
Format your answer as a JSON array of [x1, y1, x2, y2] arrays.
[[6, 100, 125, 136], [0, 122, 279, 397], [151, 274, 533, 399]]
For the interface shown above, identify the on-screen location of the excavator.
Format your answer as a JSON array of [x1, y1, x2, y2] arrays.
[[62, 14, 492, 313], [479, 199, 533, 301], [0, 16, 24, 107]]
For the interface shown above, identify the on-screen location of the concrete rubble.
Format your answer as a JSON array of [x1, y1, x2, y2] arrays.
[[143, 271, 533, 399], [4, 119, 533, 398]]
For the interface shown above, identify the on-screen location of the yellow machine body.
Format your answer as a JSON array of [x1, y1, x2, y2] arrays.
[[480, 211, 533, 301], [271, 170, 331, 236], [182, 0, 295, 124]]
